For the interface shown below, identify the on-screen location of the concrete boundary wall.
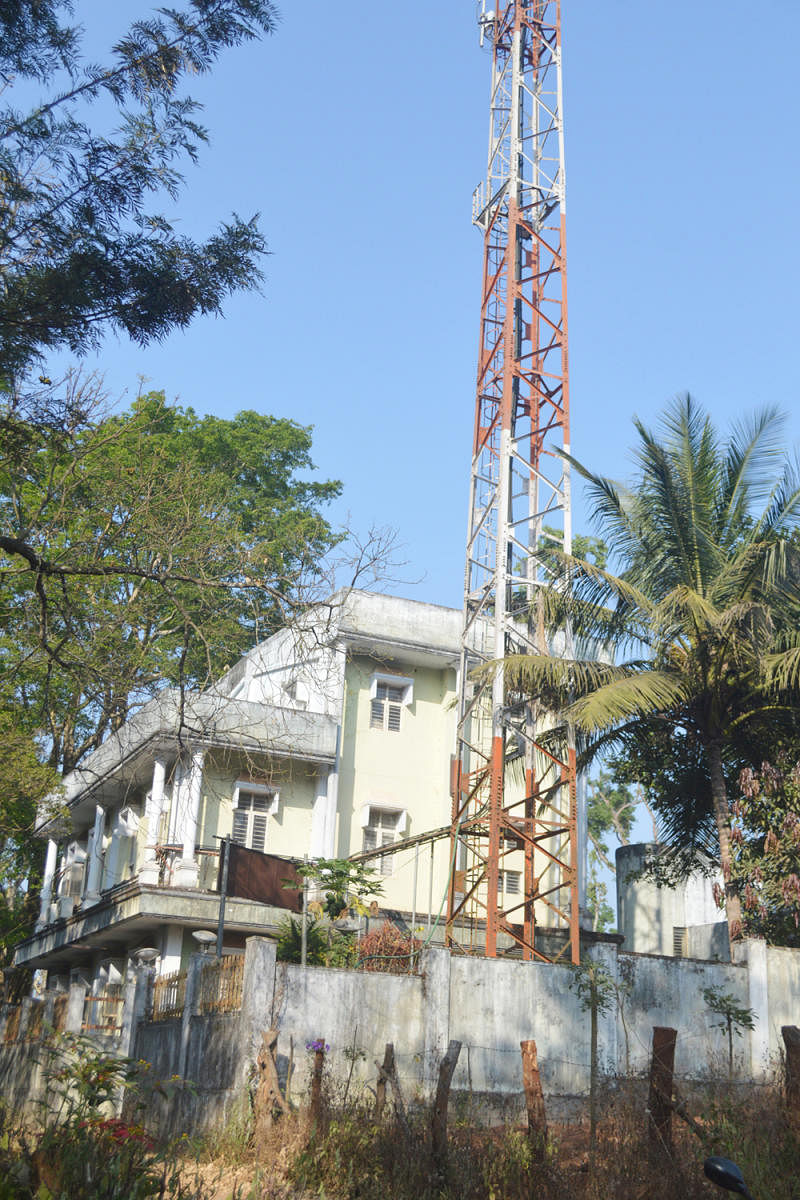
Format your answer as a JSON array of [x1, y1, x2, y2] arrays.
[[4, 936, 798, 1134], [129, 935, 798, 1135]]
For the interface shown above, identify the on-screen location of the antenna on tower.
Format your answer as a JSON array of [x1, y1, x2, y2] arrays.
[[447, 2, 581, 964]]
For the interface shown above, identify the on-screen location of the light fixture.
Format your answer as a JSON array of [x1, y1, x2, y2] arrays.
[[134, 947, 159, 964], [191, 929, 217, 954]]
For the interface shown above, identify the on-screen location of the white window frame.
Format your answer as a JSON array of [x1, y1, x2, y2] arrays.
[[369, 673, 414, 732], [231, 781, 279, 853], [359, 805, 407, 876]]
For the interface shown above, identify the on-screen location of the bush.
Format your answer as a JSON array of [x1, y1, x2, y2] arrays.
[[0, 1034, 208, 1199], [357, 921, 421, 973]]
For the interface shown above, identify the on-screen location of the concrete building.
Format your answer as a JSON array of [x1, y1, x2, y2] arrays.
[[15, 591, 461, 988], [616, 842, 728, 959]]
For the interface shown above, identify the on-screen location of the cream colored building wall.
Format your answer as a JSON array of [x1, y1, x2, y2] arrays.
[[337, 654, 457, 915], [196, 754, 318, 867]]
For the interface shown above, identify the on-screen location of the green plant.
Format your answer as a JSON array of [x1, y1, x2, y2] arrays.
[[296, 857, 383, 920], [0, 1033, 207, 1199], [703, 985, 756, 1080], [276, 915, 329, 965], [275, 915, 358, 968], [569, 957, 615, 1169]]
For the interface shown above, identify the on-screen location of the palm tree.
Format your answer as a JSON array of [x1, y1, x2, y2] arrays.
[[503, 396, 800, 936]]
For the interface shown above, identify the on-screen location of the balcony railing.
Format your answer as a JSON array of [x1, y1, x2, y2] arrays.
[[153, 845, 220, 890]]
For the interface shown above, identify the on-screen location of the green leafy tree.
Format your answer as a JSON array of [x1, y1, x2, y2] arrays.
[[569, 957, 616, 1168], [0, 709, 61, 967], [503, 397, 800, 936], [703, 985, 755, 1080], [0, 0, 276, 382], [298, 858, 384, 921], [732, 759, 800, 946], [0, 380, 342, 772]]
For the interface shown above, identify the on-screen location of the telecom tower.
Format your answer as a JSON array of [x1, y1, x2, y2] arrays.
[[446, 1, 579, 962]]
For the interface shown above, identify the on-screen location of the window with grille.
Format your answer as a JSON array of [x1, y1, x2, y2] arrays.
[[370, 682, 404, 732], [497, 869, 521, 896], [673, 926, 688, 957], [232, 789, 273, 853], [362, 809, 399, 875]]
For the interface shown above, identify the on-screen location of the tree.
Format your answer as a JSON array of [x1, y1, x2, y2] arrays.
[[0, 0, 275, 381], [585, 769, 641, 931], [732, 759, 800, 946], [503, 396, 800, 936], [0, 378, 342, 772], [0, 708, 61, 967], [298, 858, 384, 921]]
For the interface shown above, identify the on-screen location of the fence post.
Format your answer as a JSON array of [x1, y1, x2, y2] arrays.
[[309, 1044, 326, 1123], [647, 1026, 677, 1156], [237, 937, 277, 1091], [520, 1039, 547, 1159], [782, 1025, 800, 1127], [431, 1039, 461, 1174], [119, 962, 152, 1058], [65, 981, 86, 1033], [19, 997, 32, 1042], [374, 1042, 394, 1122], [177, 953, 204, 1081]]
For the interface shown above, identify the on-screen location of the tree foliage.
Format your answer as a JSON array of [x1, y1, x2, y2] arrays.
[[502, 396, 800, 935], [731, 759, 800, 946], [0, 0, 276, 380], [584, 768, 639, 932], [298, 857, 384, 921], [0, 377, 342, 772], [0, 708, 61, 967]]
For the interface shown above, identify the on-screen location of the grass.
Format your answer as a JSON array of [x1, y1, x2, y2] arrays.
[[3, 1036, 798, 1199]]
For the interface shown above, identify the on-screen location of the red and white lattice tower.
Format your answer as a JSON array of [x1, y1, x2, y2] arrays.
[[446, 1, 580, 962]]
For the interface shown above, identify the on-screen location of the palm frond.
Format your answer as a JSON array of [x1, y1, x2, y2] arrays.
[[763, 644, 800, 692], [718, 405, 785, 538], [567, 669, 689, 732]]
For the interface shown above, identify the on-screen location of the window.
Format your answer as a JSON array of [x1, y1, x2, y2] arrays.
[[370, 682, 404, 732], [368, 673, 413, 732], [362, 808, 401, 875], [231, 782, 278, 853], [497, 869, 521, 896]]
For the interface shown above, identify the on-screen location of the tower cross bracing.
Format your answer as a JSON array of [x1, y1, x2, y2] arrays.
[[446, 0, 579, 963]]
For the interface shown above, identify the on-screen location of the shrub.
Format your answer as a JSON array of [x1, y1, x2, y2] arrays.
[[356, 922, 420, 973]]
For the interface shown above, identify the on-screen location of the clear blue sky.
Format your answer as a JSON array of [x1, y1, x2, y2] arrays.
[[65, 1, 800, 612]]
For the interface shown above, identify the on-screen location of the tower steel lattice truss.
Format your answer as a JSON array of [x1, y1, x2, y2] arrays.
[[446, 0, 579, 963]]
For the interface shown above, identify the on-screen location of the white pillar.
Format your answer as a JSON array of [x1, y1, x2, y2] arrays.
[[103, 816, 123, 890], [84, 805, 106, 903], [161, 924, 184, 974], [173, 750, 203, 887], [36, 839, 59, 929], [309, 766, 337, 859], [139, 757, 167, 886]]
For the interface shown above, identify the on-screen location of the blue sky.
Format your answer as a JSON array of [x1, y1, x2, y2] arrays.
[[63, 0, 800, 615]]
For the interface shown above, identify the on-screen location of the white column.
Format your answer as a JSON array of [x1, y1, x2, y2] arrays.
[[103, 815, 122, 890], [36, 839, 59, 929], [139, 757, 167, 886], [173, 750, 203, 887], [84, 805, 106, 903], [161, 924, 184, 974], [309, 766, 337, 859]]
